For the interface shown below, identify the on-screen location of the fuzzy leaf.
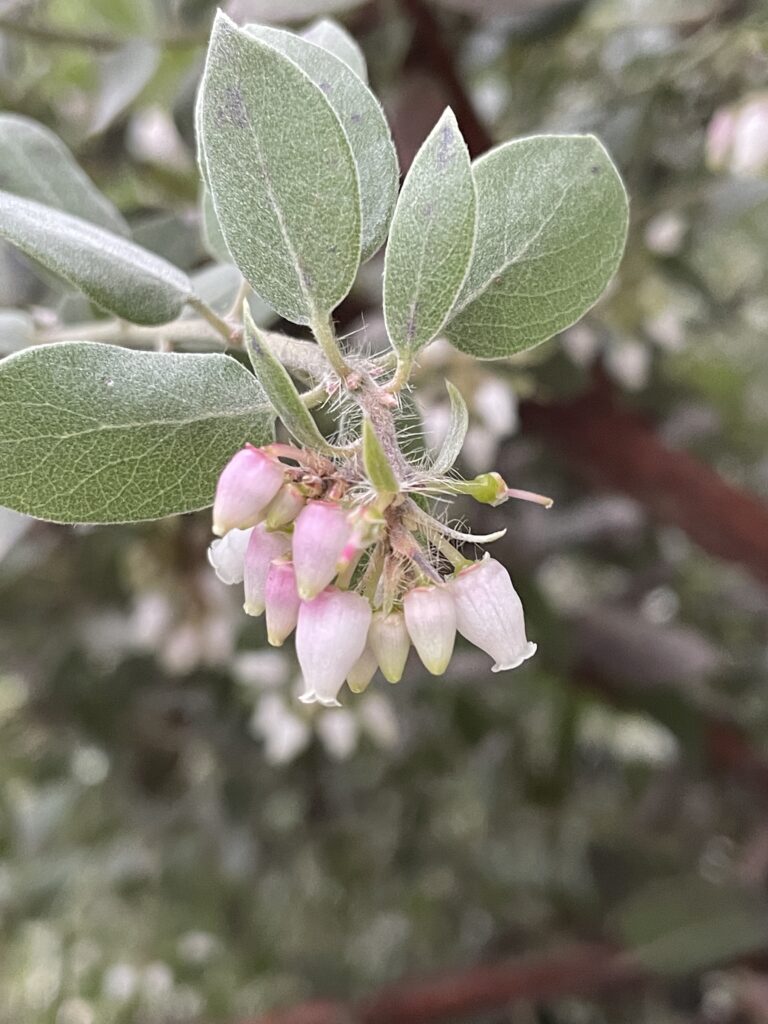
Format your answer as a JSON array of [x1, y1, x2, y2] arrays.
[[245, 24, 397, 263], [199, 12, 361, 324], [362, 417, 399, 496], [0, 192, 193, 325], [384, 108, 475, 355], [446, 134, 628, 359], [430, 380, 469, 474], [302, 18, 368, 81], [0, 114, 129, 235], [244, 306, 335, 454], [0, 342, 274, 524]]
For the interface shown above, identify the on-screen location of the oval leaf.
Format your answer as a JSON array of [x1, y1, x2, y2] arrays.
[[0, 114, 128, 235], [430, 380, 469, 474], [244, 23, 396, 264], [0, 191, 193, 325], [199, 12, 362, 324], [244, 305, 335, 454], [302, 17, 368, 81], [384, 108, 476, 355], [446, 134, 628, 359], [0, 342, 274, 524]]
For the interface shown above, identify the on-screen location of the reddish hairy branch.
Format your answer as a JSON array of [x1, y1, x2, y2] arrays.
[[520, 386, 768, 586], [245, 943, 645, 1024]]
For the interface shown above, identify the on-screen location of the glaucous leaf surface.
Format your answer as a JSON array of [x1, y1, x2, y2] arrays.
[[0, 192, 193, 325], [0, 343, 274, 523], [199, 12, 361, 324], [362, 417, 399, 496], [244, 24, 396, 264], [244, 306, 335, 453], [446, 134, 628, 358], [0, 114, 128, 235], [430, 380, 469, 474], [384, 108, 475, 355], [302, 17, 368, 81]]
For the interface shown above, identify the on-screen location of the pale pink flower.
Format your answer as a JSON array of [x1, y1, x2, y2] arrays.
[[264, 483, 305, 529], [369, 610, 410, 683], [243, 524, 291, 616], [347, 646, 378, 694], [403, 585, 457, 675], [265, 561, 301, 647], [292, 501, 353, 600], [212, 446, 284, 536], [297, 588, 372, 707], [450, 557, 536, 672]]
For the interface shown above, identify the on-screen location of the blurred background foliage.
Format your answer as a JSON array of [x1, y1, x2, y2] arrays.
[[2, 0, 768, 1022]]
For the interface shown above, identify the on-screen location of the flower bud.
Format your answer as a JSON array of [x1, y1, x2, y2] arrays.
[[449, 557, 536, 672], [265, 561, 300, 647], [292, 501, 353, 600], [347, 646, 378, 694], [369, 610, 410, 683], [264, 483, 305, 530], [297, 588, 372, 707], [243, 524, 291, 616], [403, 585, 456, 676], [213, 446, 284, 536], [207, 526, 253, 585]]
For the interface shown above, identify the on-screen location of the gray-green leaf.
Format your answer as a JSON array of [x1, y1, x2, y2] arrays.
[[384, 108, 475, 355], [0, 342, 274, 524], [244, 306, 335, 454], [0, 114, 128, 235], [362, 417, 399, 497], [446, 134, 628, 359], [244, 23, 396, 264], [199, 12, 361, 324], [302, 18, 368, 82], [430, 380, 468, 474], [0, 191, 193, 325]]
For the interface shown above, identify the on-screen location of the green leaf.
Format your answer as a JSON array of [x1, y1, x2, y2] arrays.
[[430, 380, 469, 474], [302, 17, 368, 82], [445, 134, 628, 359], [384, 108, 475, 355], [615, 876, 768, 975], [0, 114, 128, 235], [0, 342, 274, 524], [362, 417, 399, 497], [244, 23, 397, 264], [199, 12, 361, 325], [200, 186, 232, 264], [0, 191, 193, 326], [244, 306, 335, 454]]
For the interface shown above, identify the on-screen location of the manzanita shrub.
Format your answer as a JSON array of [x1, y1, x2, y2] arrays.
[[0, 11, 628, 707]]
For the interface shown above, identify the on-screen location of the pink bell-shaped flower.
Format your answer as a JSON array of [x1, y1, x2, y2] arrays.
[[369, 610, 410, 683], [297, 588, 372, 707], [243, 524, 291, 616], [264, 561, 301, 647], [213, 446, 284, 537], [449, 557, 536, 672], [403, 585, 457, 675], [292, 501, 353, 600], [264, 483, 306, 530]]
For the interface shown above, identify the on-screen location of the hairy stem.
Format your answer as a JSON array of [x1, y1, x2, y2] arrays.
[[311, 312, 354, 381]]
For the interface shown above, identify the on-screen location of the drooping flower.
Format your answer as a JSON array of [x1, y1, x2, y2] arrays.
[[346, 646, 378, 694], [264, 483, 306, 529], [292, 501, 353, 600], [403, 585, 456, 675], [449, 557, 536, 672], [207, 526, 253, 585], [243, 524, 291, 616], [264, 561, 301, 647], [212, 446, 285, 537], [297, 588, 372, 707], [368, 610, 410, 683]]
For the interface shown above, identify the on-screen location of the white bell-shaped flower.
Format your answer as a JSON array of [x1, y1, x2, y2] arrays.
[[403, 584, 456, 675], [369, 610, 410, 683], [207, 527, 253, 585], [297, 588, 372, 707]]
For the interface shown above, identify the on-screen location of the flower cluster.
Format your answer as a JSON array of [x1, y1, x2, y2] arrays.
[[209, 443, 538, 708]]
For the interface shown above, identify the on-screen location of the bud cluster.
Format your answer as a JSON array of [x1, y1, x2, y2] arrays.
[[209, 443, 538, 708]]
